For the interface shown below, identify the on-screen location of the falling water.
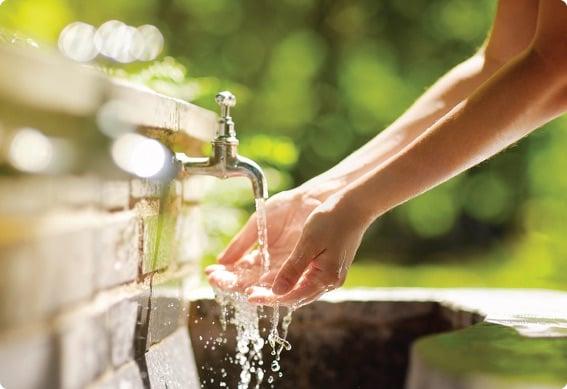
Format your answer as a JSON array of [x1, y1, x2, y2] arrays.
[[255, 198, 270, 275], [213, 197, 295, 388]]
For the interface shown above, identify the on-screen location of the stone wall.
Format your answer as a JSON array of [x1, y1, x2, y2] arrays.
[[0, 175, 205, 389]]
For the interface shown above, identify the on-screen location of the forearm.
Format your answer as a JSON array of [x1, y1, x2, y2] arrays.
[[341, 49, 567, 226], [300, 50, 504, 200]]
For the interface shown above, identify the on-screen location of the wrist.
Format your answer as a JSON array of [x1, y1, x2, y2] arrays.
[[297, 176, 347, 202], [324, 187, 374, 231]]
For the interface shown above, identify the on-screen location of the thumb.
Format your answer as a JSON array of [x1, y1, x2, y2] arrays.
[[272, 232, 320, 295], [217, 214, 258, 264]]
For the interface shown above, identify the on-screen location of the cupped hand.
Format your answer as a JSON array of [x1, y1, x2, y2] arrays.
[[246, 193, 368, 308], [206, 189, 322, 293]]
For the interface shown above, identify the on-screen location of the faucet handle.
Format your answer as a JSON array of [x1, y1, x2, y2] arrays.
[[215, 91, 236, 138], [215, 91, 236, 119]]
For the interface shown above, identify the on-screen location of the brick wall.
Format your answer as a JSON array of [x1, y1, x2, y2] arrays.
[[0, 175, 206, 389]]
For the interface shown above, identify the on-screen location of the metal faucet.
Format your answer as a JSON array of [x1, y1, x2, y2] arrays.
[[176, 91, 268, 199]]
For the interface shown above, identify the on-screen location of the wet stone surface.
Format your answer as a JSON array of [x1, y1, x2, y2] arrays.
[[89, 361, 144, 389], [189, 299, 481, 389], [144, 327, 200, 389]]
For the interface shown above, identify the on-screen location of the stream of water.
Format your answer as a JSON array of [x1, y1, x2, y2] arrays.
[[254, 198, 271, 275], [213, 198, 294, 388]]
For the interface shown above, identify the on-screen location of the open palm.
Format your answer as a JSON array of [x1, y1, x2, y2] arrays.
[[206, 189, 322, 293]]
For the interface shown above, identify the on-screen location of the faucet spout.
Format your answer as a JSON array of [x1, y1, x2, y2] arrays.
[[177, 91, 268, 200], [234, 155, 268, 200]]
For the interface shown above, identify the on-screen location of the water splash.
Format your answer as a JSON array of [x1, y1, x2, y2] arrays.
[[213, 198, 295, 388], [215, 290, 265, 389]]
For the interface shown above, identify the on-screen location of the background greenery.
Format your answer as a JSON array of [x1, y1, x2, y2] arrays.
[[2, 0, 566, 289]]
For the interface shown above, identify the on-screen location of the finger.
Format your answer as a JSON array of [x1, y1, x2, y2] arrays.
[[207, 269, 238, 290], [204, 264, 226, 275], [275, 271, 329, 306], [248, 268, 326, 307], [218, 214, 258, 265], [208, 263, 263, 293], [246, 285, 276, 305], [257, 269, 278, 286], [272, 234, 322, 295]]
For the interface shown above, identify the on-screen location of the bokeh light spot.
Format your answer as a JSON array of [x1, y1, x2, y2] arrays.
[[111, 133, 166, 177], [58, 21, 98, 62], [8, 128, 53, 173]]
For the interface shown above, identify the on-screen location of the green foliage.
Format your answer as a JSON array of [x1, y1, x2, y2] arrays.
[[2, 0, 566, 289]]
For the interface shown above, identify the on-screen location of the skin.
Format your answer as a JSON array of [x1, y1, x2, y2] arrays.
[[208, 0, 567, 307]]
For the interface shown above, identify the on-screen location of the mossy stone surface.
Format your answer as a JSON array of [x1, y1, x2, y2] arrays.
[[413, 322, 567, 385]]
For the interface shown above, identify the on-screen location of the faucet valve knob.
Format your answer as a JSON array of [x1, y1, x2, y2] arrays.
[[216, 91, 236, 115], [215, 91, 237, 138]]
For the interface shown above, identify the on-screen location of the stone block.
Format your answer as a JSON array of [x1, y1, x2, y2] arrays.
[[87, 361, 144, 389], [0, 329, 58, 389], [134, 286, 186, 353], [147, 293, 183, 348], [138, 190, 180, 274], [106, 294, 140, 367], [95, 211, 140, 290], [101, 180, 130, 211], [0, 243, 41, 328], [136, 200, 160, 275], [0, 177, 56, 215], [36, 224, 96, 310], [145, 328, 199, 389], [58, 311, 110, 389], [54, 176, 101, 209], [175, 206, 206, 265], [130, 179, 163, 202], [0, 213, 97, 329]]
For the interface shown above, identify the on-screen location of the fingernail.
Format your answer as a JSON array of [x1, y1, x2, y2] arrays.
[[272, 280, 290, 295]]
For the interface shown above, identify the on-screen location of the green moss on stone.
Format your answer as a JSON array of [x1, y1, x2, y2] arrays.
[[415, 322, 567, 384]]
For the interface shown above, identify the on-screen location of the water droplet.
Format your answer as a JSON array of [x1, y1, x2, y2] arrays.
[[271, 361, 280, 372]]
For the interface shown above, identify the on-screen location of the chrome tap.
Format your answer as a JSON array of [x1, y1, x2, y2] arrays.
[[176, 91, 268, 199]]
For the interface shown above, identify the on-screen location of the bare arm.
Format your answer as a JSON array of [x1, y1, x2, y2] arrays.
[[301, 0, 539, 200], [257, 0, 567, 306]]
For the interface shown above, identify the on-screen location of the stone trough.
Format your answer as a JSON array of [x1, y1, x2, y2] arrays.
[[188, 288, 567, 389]]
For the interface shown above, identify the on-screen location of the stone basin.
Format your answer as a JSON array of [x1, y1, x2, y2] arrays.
[[188, 288, 567, 389]]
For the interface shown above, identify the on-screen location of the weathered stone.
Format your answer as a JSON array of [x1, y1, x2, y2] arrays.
[[100, 180, 130, 211], [189, 298, 479, 389], [138, 185, 181, 274], [96, 211, 140, 290], [58, 311, 110, 389], [54, 176, 101, 209], [145, 328, 200, 389], [407, 322, 567, 389], [134, 286, 186, 352], [136, 200, 161, 275], [175, 206, 206, 266], [0, 243, 41, 328], [130, 179, 163, 201], [0, 214, 97, 329], [36, 224, 96, 309], [0, 177, 56, 215], [87, 361, 144, 389], [147, 294, 182, 348], [0, 329, 58, 389], [106, 295, 140, 367]]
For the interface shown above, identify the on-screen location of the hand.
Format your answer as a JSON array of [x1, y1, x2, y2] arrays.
[[205, 189, 322, 293], [247, 193, 368, 307]]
